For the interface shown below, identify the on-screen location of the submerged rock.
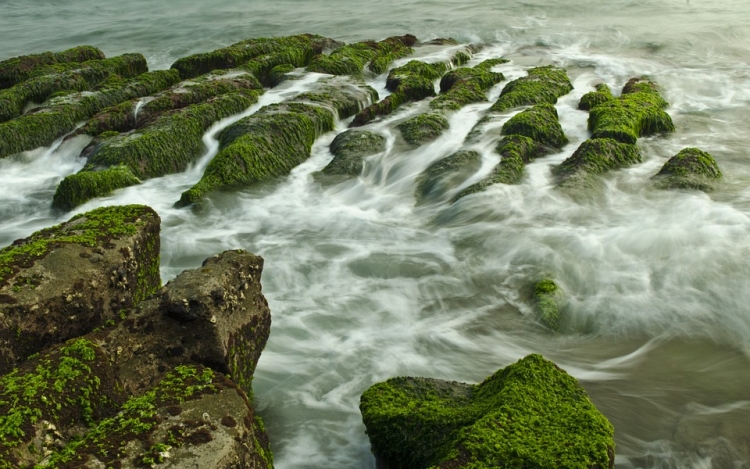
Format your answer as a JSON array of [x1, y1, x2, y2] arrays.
[[554, 138, 641, 187], [318, 130, 387, 178], [0, 205, 161, 374], [490, 65, 573, 112], [415, 150, 482, 203], [360, 354, 615, 469], [0, 45, 105, 90], [534, 278, 562, 331], [652, 147, 722, 191]]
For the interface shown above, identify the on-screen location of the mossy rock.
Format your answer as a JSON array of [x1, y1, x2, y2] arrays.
[[52, 165, 141, 211], [360, 353, 615, 469], [554, 138, 641, 187], [502, 103, 569, 148], [473, 58, 510, 71], [269, 63, 296, 86], [0, 53, 148, 123], [294, 75, 379, 120], [456, 135, 548, 198], [652, 147, 722, 191], [415, 150, 482, 203], [308, 35, 416, 77], [430, 63, 505, 111], [0, 69, 180, 159], [534, 278, 562, 330], [318, 130, 387, 178], [490, 65, 573, 112], [588, 78, 674, 144], [397, 112, 450, 146], [0, 46, 105, 90], [578, 83, 614, 111]]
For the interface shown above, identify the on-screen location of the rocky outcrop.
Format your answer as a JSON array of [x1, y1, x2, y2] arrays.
[[415, 150, 482, 203], [490, 65, 573, 112], [652, 147, 722, 191], [554, 138, 641, 187], [578, 83, 613, 111], [501, 103, 568, 148], [0, 46, 105, 90], [0, 205, 161, 373], [397, 113, 449, 146], [360, 354, 615, 469], [317, 130, 387, 179], [307, 35, 416, 77]]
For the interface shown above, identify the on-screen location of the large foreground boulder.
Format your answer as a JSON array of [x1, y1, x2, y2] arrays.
[[360, 354, 614, 469], [0, 205, 161, 373]]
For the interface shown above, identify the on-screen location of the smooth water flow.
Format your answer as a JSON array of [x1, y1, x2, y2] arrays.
[[2, 1, 750, 468]]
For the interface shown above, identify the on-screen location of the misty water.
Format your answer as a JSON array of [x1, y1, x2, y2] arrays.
[[2, 1, 750, 467]]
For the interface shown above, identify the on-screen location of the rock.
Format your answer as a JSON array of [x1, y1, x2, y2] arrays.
[[431, 62, 505, 111], [0, 53, 148, 123], [360, 354, 615, 469], [490, 65, 573, 112], [652, 147, 722, 191], [588, 77, 674, 144], [397, 113, 449, 146], [0, 46, 105, 90], [578, 83, 614, 111], [534, 278, 562, 330], [0, 69, 180, 159], [554, 138, 641, 187], [53, 90, 260, 211], [415, 150, 482, 203], [501, 103, 569, 149], [0, 205, 161, 373], [317, 130, 387, 178], [307, 35, 416, 77]]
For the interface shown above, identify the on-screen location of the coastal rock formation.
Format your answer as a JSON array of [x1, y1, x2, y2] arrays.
[[490, 65, 573, 112], [307, 35, 416, 77], [317, 129, 387, 179], [397, 113, 450, 146], [578, 83, 613, 111], [0, 46, 105, 89], [360, 354, 615, 469], [553, 138, 641, 187], [415, 150, 482, 203], [533, 278, 562, 331], [652, 147, 722, 191], [0, 205, 161, 373]]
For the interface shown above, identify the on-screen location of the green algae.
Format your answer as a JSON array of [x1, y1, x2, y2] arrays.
[[502, 103, 569, 148], [269, 63, 296, 86], [0, 205, 158, 289], [294, 76, 379, 119], [0, 46, 105, 90], [415, 150, 482, 203], [430, 64, 504, 111], [474, 58, 510, 71], [360, 354, 614, 469], [587, 78, 674, 144], [652, 147, 722, 191], [397, 113, 449, 146], [490, 66, 573, 112], [578, 83, 613, 111], [307, 35, 416, 77], [0, 54, 148, 123], [554, 138, 641, 187], [52, 165, 141, 212], [0, 69, 180, 159], [534, 279, 561, 331], [319, 130, 387, 178]]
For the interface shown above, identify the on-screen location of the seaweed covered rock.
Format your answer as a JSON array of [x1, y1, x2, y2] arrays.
[[502, 103, 569, 148], [317, 130, 387, 178], [179, 76, 377, 206], [40, 365, 272, 469], [490, 65, 573, 112], [588, 77, 674, 144], [0, 205, 161, 374], [0, 46, 105, 90], [534, 278, 562, 331], [554, 138, 641, 187], [360, 354, 615, 469], [415, 150, 482, 203], [457, 135, 548, 198], [53, 90, 260, 211], [397, 113, 449, 146], [172, 33, 331, 80], [0, 69, 180, 159], [431, 62, 505, 111], [0, 53, 148, 123], [0, 339, 125, 468], [652, 147, 722, 191], [578, 83, 614, 111], [307, 35, 416, 76]]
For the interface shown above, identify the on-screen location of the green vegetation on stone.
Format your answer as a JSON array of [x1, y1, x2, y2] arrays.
[[415, 150, 482, 203], [490, 65, 573, 112], [534, 279, 561, 330], [269, 63, 296, 86], [0, 46, 105, 90], [360, 354, 615, 469], [319, 130, 387, 178], [578, 83, 613, 111], [431, 64, 504, 111], [307, 35, 416, 77], [652, 147, 722, 191], [397, 113, 449, 146], [554, 138, 641, 186], [502, 103, 569, 148], [52, 166, 141, 212]]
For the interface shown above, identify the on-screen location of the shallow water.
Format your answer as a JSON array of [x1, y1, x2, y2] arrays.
[[2, 1, 750, 468]]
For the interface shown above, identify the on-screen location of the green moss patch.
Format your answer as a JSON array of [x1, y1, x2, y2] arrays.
[[502, 103, 568, 149], [0, 46, 105, 90], [534, 279, 561, 331], [360, 354, 614, 469], [415, 150, 482, 203], [431, 64, 504, 111], [578, 83, 613, 111], [490, 66, 573, 112], [397, 113, 450, 146], [52, 165, 141, 212], [307, 35, 416, 77], [554, 138, 641, 186], [319, 130, 387, 177], [653, 147, 722, 191]]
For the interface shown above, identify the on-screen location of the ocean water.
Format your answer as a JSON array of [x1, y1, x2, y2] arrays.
[[2, 1, 750, 467]]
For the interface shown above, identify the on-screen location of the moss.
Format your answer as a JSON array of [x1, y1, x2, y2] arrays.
[[588, 78, 674, 144], [490, 66, 573, 112], [431, 64, 504, 111], [578, 83, 613, 111], [178, 101, 334, 206], [307, 35, 416, 77], [0, 46, 105, 90], [252, 416, 274, 468], [0, 54, 148, 123], [0, 69, 180, 159], [534, 279, 561, 331], [239, 46, 316, 87], [450, 51, 471, 66], [40, 365, 218, 468], [473, 58, 510, 71], [554, 138, 641, 186], [171, 34, 330, 80], [319, 130, 387, 177], [360, 354, 614, 469], [502, 103, 568, 148], [269, 63, 295, 86], [0, 339, 122, 468], [652, 147, 722, 191], [52, 165, 141, 211], [456, 135, 548, 198], [415, 150, 482, 203], [0, 205, 157, 288], [397, 112, 450, 146], [294, 76, 379, 120]]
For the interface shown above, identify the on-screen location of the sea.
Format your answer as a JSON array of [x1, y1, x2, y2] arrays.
[[1, 1, 750, 467]]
